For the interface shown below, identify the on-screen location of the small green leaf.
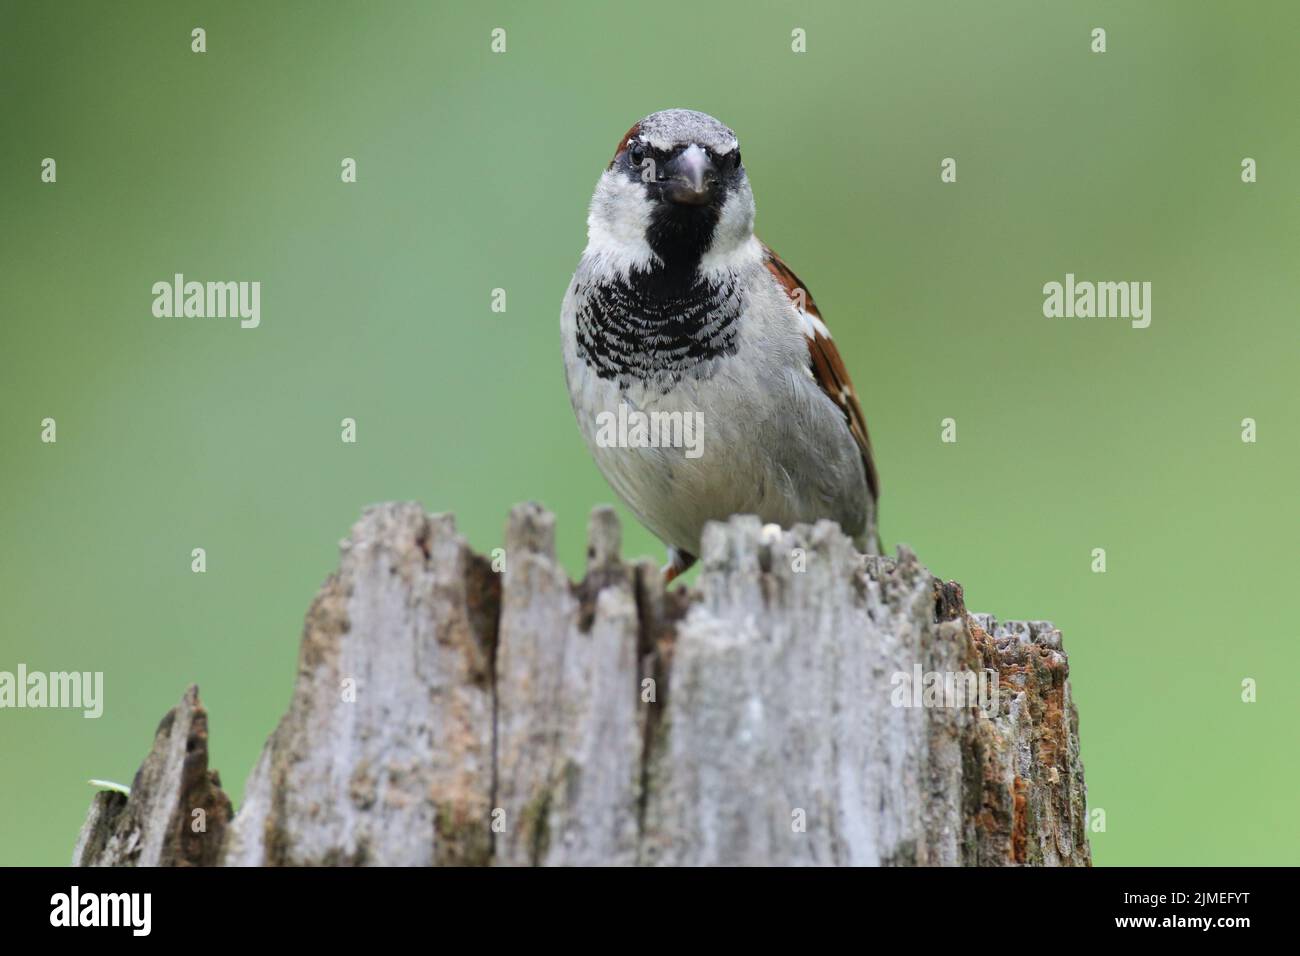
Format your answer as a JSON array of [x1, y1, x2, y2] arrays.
[[88, 779, 130, 796]]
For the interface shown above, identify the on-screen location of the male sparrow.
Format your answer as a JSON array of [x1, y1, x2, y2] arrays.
[[561, 108, 880, 581]]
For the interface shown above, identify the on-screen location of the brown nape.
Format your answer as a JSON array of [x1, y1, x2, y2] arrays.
[[608, 121, 642, 168]]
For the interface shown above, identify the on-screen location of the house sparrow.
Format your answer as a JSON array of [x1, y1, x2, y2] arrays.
[[561, 108, 880, 581]]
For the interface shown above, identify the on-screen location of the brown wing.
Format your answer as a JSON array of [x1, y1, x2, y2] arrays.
[[761, 242, 880, 501]]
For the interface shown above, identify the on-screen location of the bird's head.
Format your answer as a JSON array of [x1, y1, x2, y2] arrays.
[[586, 109, 755, 275]]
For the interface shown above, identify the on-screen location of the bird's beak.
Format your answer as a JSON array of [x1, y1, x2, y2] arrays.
[[662, 144, 718, 206]]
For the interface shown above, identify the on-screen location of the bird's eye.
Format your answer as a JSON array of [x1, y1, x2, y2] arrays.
[[628, 142, 645, 166]]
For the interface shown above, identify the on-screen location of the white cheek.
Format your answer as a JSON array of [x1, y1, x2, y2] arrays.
[[585, 171, 659, 277], [699, 183, 760, 278]]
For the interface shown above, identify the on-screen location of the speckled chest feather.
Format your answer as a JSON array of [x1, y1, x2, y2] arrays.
[[573, 266, 743, 391]]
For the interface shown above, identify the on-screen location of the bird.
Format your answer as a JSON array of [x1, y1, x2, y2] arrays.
[[561, 108, 879, 582]]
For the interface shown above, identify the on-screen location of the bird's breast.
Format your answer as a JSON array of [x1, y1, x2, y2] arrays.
[[571, 264, 744, 392]]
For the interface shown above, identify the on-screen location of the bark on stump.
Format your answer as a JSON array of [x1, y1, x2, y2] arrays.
[[73, 502, 1091, 866]]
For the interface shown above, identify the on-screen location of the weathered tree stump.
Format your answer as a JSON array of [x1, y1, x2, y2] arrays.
[[74, 502, 1090, 866]]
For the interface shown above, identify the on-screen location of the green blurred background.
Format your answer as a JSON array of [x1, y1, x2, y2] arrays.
[[1, 0, 1296, 865]]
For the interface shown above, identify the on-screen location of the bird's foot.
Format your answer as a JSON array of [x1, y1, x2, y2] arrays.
[[662, 547, 697, 584]]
